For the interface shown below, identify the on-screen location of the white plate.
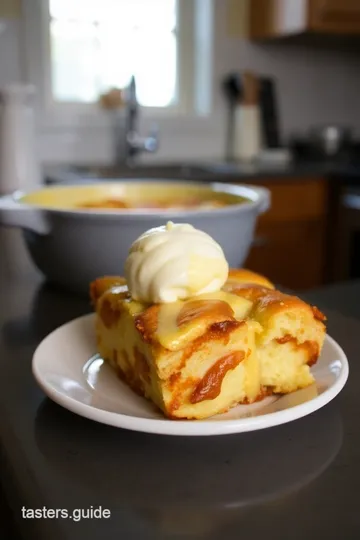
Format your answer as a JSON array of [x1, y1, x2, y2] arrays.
[[32, 314, 349, 436]]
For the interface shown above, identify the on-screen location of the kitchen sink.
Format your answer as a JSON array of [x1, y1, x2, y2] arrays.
[[44, 162, 215, 185], [44, 160, 298, 187]]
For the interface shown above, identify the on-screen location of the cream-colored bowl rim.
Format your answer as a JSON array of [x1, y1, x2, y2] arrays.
[[14, 180, 270, 217]]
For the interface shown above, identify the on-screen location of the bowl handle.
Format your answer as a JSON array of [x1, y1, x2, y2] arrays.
[[0, 194, 49, 234], [253, 186, 271, 214]]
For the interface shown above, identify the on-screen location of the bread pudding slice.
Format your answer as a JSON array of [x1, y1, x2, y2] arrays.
[[91, 279, 262, 419], [90, 270, 326, 419]]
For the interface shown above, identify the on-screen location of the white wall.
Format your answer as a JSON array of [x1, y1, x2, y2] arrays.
[[1, 0, 360, 166], [212, 0, 360, 142], [220, 36, 360, 141], [0, 18, 22, 85]]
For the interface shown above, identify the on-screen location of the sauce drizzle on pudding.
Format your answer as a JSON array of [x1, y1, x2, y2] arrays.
[[177, 299, 235, 327], [190, 351, 245, 404]]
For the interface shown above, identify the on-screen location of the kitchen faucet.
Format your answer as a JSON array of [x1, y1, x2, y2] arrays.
[[114, 76, 159, 167]]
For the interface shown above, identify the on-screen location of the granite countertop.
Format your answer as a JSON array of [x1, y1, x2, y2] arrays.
[[43, 159, 360, 186], [197, 160, 360, 180], [1, 257, 360, 539]]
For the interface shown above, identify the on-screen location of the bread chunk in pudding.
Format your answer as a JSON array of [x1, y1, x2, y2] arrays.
[[225, 270, 326, 394], [90, 268, 326, 420]]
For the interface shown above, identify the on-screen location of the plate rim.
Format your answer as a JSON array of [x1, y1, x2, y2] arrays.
[[32, 313, 349, 436]]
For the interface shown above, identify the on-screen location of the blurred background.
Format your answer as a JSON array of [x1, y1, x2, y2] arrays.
[[1, 0, 360, 291]]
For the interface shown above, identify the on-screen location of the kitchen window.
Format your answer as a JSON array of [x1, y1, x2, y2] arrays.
[[24, 0, 200, 117], [49, 0, 179, 107]]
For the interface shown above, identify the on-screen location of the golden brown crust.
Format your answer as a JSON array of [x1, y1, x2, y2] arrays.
[[90, 270, 326, 346], [227, 268, 274, 289], [312, 305, 327, 322], [251, 289, 324, 324], [90, 270, 272, 299], [90, 276, 127, 306], [224, 283, 276, 301], [91, 268, 326, 389], [90, 269, 274, 307], [226, 283, 326, 327], [134, 299, 240, 348], [135, 305, 160, 344]]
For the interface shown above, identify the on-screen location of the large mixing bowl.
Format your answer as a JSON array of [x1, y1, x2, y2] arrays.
[[0, 181, 270, 294]]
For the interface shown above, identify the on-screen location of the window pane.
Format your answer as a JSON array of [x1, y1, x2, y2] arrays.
[[96, 22, 177, 106], [95, 0, 177, 30], [51, 20, 99, 102], [50, 0, 176, 28], [97, 22, 134, 92], [50, 0, 178, 107], [49, 0, 100, 22], [133, 32, 177, 107]]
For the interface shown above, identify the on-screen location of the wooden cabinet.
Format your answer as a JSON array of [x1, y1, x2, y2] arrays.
[[249, 0, 360, 39], [310, 0, 360, 32], [243, 177, 328, 290]]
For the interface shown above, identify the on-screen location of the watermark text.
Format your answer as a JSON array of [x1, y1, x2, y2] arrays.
[[21, 506, 111, 522]]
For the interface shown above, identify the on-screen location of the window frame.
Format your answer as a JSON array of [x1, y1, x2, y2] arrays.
[[23, 0, 197, 127]]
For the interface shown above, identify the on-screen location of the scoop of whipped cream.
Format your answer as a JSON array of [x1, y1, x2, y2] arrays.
[[125, 221, 229, 304]]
